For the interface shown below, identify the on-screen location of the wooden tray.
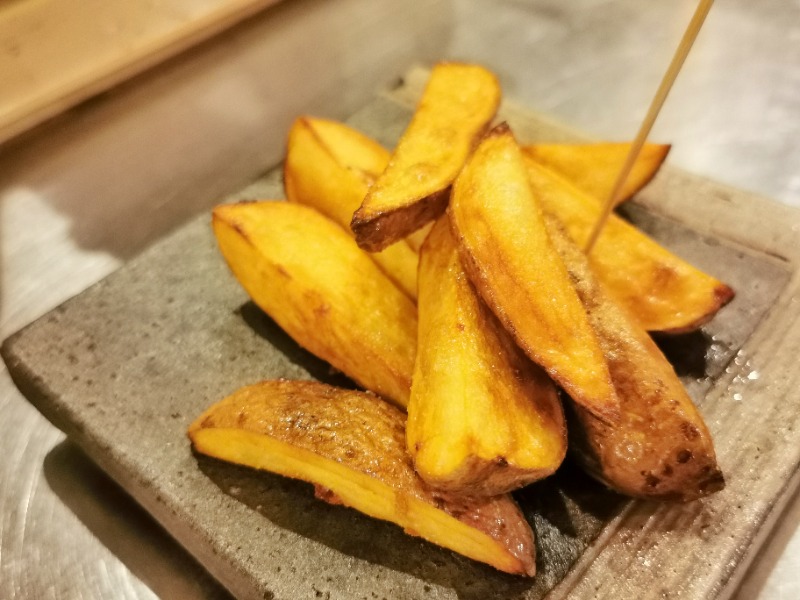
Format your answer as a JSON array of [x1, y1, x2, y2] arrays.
[[0, 0, 281, 144], [4, 69, 800, 599]]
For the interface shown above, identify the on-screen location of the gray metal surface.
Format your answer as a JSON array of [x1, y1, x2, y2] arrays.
[[1, 0, 798, 598]]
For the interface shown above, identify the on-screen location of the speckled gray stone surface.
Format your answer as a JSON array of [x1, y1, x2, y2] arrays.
[[2, 90, 793, 600]]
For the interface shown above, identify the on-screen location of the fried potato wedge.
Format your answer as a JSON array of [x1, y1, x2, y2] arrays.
[[284, 117, 418, 298], [404, 222, 433, 253], [351, 62, 501, 252], [408, 217, 567, 496], [545, 219, 724, 501], [189, 380, 537, 576], [522, 142, 670, 206], [523, 158, 734, 333], [449, 124, 619, 422], [212, 201, 416, 407], [292, 116, 432, 255], [303, 116, 391, 176]]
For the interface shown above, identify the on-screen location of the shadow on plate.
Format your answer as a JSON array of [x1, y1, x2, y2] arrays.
[[653, 329, 711, 380], [197, 449, 625, 600], [237, 300, 358, 390], [197, 452, 535, 599]]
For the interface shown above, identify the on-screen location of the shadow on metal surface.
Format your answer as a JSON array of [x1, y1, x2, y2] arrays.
[[43, 440, 233, 600]]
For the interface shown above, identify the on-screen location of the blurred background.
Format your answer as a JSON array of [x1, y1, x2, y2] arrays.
[[1, 0, 798, 598]]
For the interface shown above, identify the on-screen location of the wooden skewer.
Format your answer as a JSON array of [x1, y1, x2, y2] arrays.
[[584, 0, 715, 253]]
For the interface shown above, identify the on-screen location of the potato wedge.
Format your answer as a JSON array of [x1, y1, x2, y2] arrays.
[[408, 217, 567, 496], [213, 201, 416, 407], [449, 123, 619, 423], [295, 117, 432, 255], [404, 222, 433, 253], [523, 157, 734, 333], [284, 117, 418, 298], [522, 142, 670, 206], [351, 62, 501, 252], [302, 116, 391, 176], [189, 380, 537, 576], [545, 218, 724, 501]]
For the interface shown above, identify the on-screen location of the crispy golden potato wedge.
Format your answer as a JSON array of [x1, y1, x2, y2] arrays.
[[351, 62, 501, 252], [303, 116, 391, 176], [295, 116, 432, 255], [523, 157, 734, 333], [284, 117, 418, 299], [522, 142, 670, 206], [545, 219, 724, 501], [449, 123, 619, 423], [408, 217, 567, 496], [212, 201, 416, 408], [189, 380, 537, 576]]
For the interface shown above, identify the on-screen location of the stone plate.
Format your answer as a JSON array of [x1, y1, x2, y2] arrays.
[[4, 69, 800, 599]]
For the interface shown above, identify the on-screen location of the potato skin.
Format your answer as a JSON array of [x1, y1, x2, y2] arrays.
[[408, 217, 567, 497], [352, 188, 452, 253], [546, 218, 724, 501]]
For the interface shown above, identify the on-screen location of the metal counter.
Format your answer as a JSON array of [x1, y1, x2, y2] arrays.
[[1, 0, 798, 597]]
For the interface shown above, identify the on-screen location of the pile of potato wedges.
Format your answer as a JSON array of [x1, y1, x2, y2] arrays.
[[188, 62, 733, 576]]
